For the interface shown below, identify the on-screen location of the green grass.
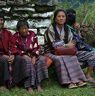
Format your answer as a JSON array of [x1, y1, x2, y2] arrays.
[[0, 67, 95, 96], [0, 78, 95, 96]]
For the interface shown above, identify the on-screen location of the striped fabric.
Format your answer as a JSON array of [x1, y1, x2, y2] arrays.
[[77, 51, 95, 67], [46, 53, 87, 85], [12, 55, 28, 85], [22, 55, 48, 88], [0, 55, 10, 86], [0, 55, 28, 87]]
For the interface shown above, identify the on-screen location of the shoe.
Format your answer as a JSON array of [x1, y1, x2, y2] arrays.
[[77, 82, 87, 87], [68, 83, 78, 89]]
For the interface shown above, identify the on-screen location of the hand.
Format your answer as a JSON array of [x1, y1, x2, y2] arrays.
[[71, 40, 76, 45], [67, 41, 76, 48], [8, 55, 15, 64], [74, 22, 80, 30], [31, 56, 36, 65]]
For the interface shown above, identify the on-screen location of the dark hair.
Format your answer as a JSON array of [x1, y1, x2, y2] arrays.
[[52, 9, 68, 43], [66, 9, 76, 26], [16, 19, 29, 30], [0, 12, 5, 20], [66, 8, 76, 15]]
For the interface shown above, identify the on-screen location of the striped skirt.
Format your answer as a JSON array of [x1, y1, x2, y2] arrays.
[[77, 51, 95, 67], [46, 53, 87, 85], [0, 55, 10, 86], [22, 55, 48, 88], [12, 55, 29, 84], [0, 55, 28, 86]]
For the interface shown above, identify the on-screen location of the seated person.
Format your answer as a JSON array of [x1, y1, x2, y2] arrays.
[[44, 9, 87, 89], [66, 8, 95, 82], [12, 20, 48, 92], [0, 12, 28, 89]]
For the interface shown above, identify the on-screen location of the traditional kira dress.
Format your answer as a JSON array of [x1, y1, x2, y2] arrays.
[[0, 28, 28, 87], [13, 30, 48, 88], [44, 25, 87, 85]]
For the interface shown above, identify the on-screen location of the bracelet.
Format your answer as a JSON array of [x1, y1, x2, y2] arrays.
[[64, 44, 68, 48]]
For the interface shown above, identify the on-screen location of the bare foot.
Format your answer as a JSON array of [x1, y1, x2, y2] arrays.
[[37, 85, 43, 92], [86, 76, 95, 83], [27, 87, 33, 93], [0, 86, 8, 91]]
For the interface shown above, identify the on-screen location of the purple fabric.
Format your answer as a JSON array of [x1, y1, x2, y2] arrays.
[[46, 53, 87, 85], [22, 55, 48, 88]]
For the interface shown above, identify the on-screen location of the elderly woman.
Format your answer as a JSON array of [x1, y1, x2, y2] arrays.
[[12, 20, 48, 92], [44, 9, 87, 88]]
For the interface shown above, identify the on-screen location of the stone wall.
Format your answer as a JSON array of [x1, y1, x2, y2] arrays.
[[0, 3, 55, 45]]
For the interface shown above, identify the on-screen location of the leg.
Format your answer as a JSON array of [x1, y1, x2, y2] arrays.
[[36, 56, 48, 91], [0, 55, 10, 88], [77, 51, 95, 81], [46, 53, 86, 88], [22, 55, 35, 92], [12, 55, 29, 85], [86, 66, 94, 81]]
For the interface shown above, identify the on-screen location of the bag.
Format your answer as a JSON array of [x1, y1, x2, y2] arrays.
[[54, 46, 77, 55], [52, 40, 77, 55]]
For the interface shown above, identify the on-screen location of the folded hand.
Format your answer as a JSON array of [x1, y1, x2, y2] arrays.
[[8, 55, 15, 64]]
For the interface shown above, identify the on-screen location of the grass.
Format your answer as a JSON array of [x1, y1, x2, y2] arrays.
[[0, 67, 95, 96], [0, 78, 95, 96]]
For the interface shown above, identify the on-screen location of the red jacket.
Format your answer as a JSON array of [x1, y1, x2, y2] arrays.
[[0, 28, 17, 55], [12, 30, 40, 56]]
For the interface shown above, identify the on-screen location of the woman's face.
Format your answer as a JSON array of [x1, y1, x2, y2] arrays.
[[19, 25, 28, 37], [55, 11, 66, 25]]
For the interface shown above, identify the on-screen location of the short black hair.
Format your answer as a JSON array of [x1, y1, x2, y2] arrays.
[[66, 8, 76, 15], [16, 19, 29, 30], [0, 11, 5, 20], [66, 9, 76, 26]]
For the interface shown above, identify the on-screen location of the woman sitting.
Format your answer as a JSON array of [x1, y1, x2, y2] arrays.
[[44, 9, 87, 88], [0, 12, 28, 89], [12, 20, 48, 92], [66, 8, 95, 82]]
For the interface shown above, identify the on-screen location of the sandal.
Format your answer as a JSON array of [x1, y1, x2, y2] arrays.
[[77, 82, 87, 87], [68, 83, 78, 89]]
